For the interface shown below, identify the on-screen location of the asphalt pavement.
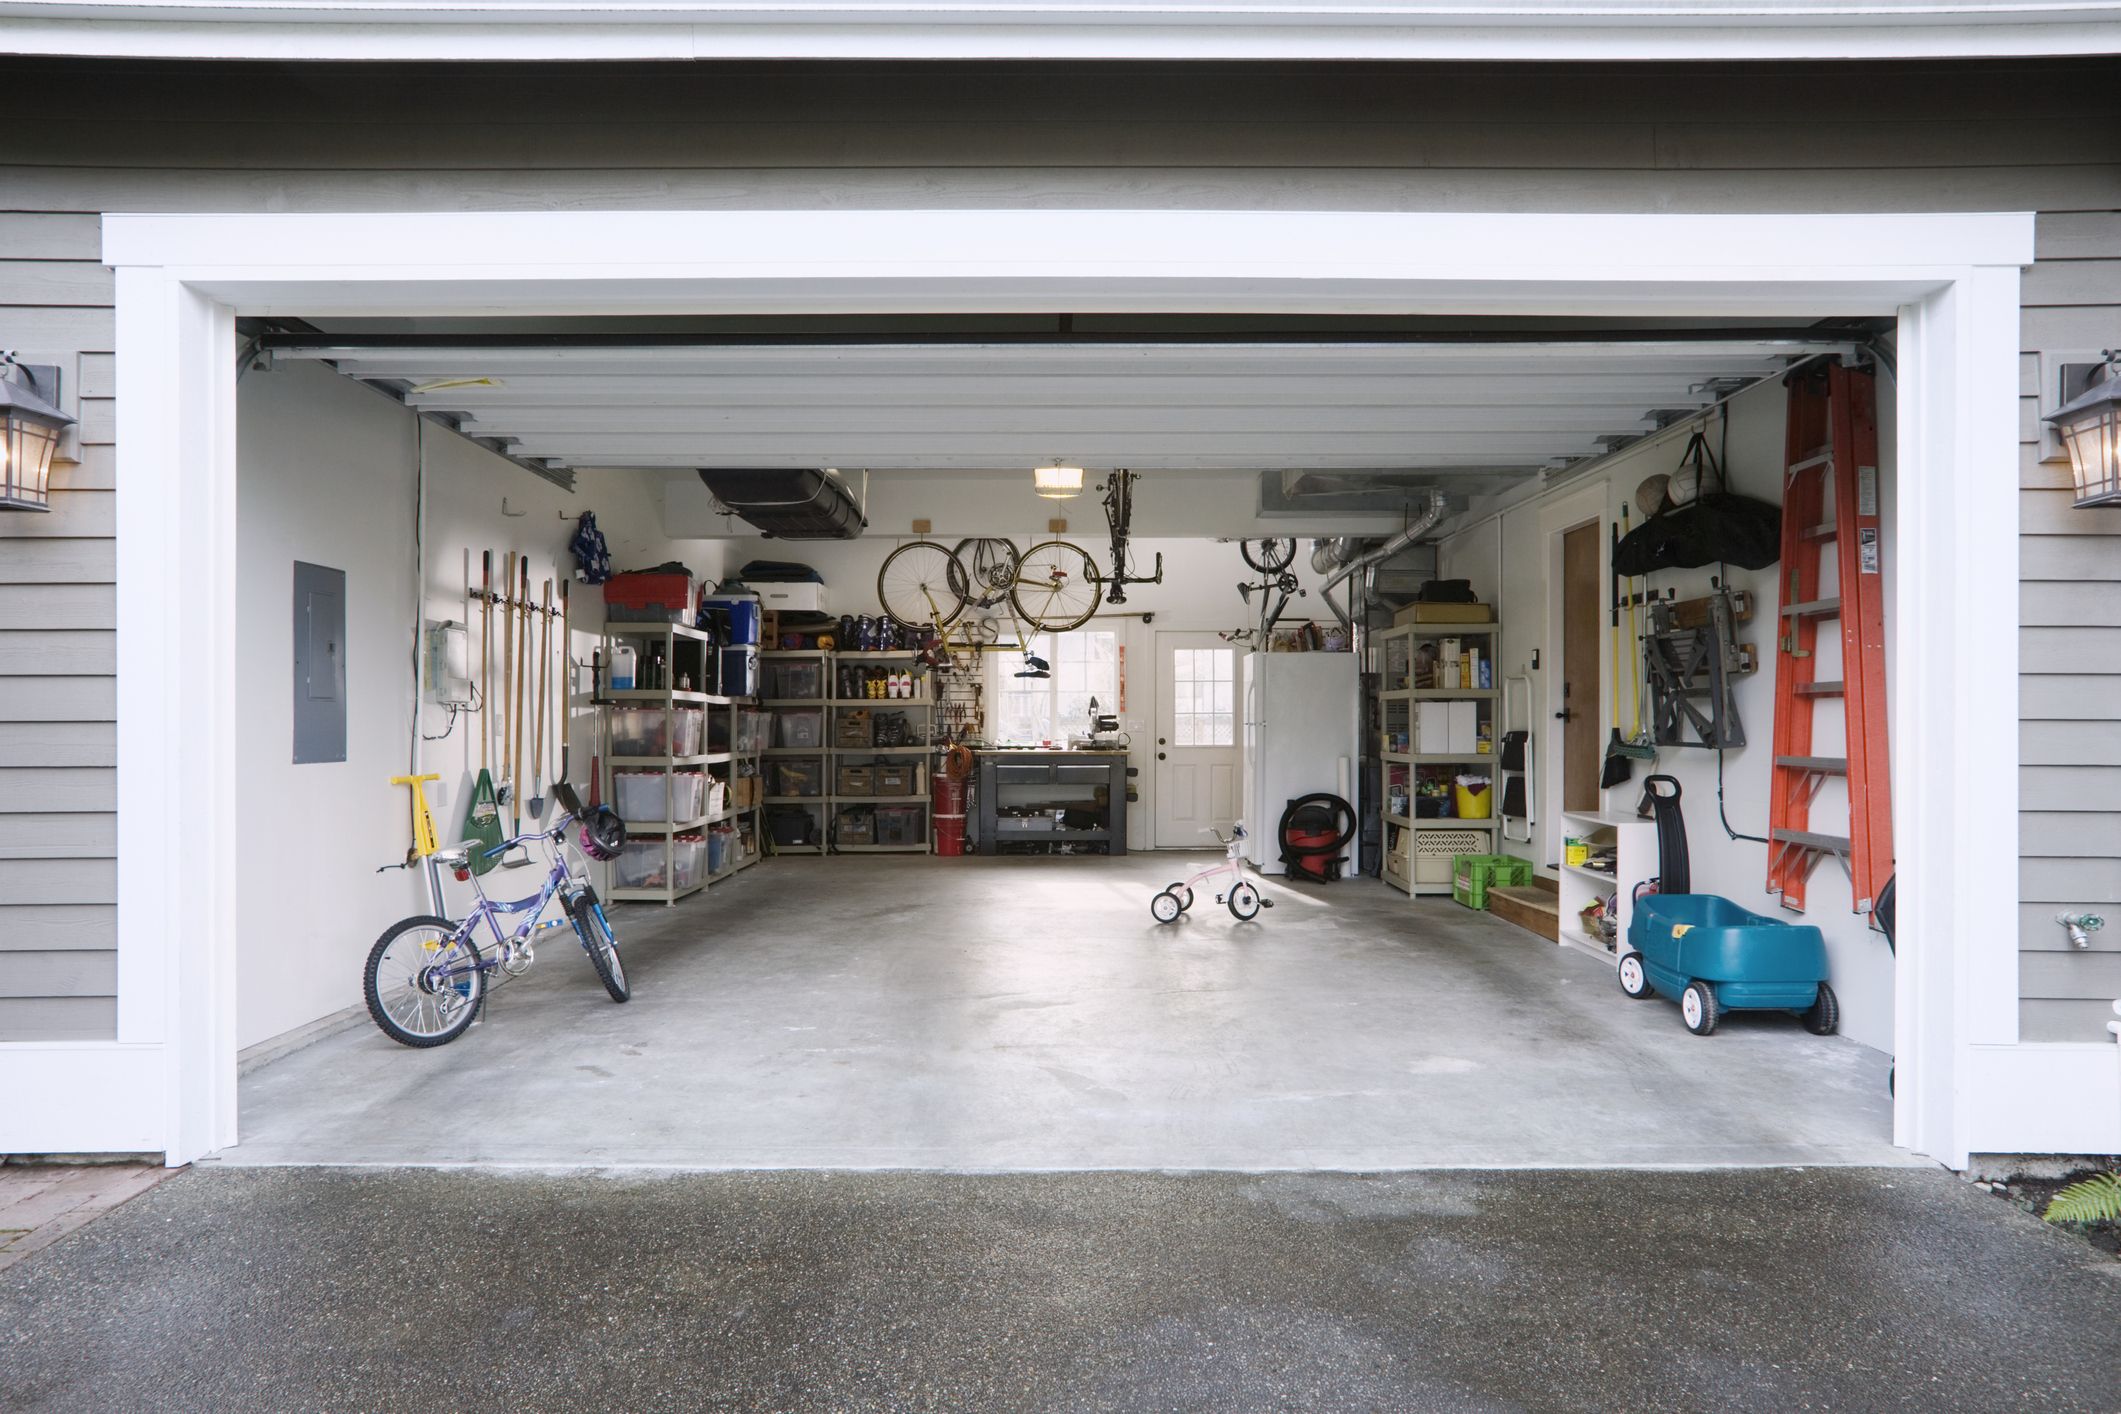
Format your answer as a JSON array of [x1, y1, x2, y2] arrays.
[[4, 1165, 2118, 1412]]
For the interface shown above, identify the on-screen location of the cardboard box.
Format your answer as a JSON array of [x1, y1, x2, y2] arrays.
[[1394, 601, 1494, 626], [732, 775, 761, 809], [1448, 700, 1480, 755]]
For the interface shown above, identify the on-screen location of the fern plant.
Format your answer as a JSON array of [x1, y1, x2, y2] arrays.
[[2043, 1172, 2121, 1225]]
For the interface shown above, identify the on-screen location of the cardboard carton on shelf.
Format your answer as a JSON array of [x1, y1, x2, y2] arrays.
[[1394, 601, 1494, 627]]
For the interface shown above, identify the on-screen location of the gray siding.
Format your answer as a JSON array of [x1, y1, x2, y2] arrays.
[[0, 56, 2114, 1039]]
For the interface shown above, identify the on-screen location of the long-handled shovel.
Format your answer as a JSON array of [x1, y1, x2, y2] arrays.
[[530, 577, 551, 819], [497, 550, 516, 814], [1600, 520, 1635, 789], [1615, 505, 1658, 765], [460, 551, 504, 874]]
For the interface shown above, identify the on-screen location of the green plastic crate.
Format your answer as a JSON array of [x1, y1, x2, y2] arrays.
[[1452, 853, 1534, 910]]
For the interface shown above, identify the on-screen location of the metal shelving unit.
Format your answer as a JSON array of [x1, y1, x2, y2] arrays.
[[597, 622, 764, 904], [760, 647, 937, 856], [1376, 618, 1505, 896]]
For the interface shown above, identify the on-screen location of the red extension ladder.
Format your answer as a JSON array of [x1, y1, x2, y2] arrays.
[[1767, 359, 1893, 915]]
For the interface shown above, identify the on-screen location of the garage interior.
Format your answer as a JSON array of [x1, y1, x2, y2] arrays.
[[217, 312, 1905, 1169]]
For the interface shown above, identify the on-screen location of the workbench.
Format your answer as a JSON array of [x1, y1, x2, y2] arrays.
[[974, 749, 1129, 856]]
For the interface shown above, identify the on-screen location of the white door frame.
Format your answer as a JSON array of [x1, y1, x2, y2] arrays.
[[13, 207, 2053, 1168], [1151, 630, 1244, 849]]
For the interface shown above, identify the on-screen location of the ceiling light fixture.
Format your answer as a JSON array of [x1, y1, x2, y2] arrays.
[[1033, 463, 1085, 500]]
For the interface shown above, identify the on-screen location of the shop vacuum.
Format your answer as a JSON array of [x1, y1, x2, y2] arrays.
[[1277, 793, 1357, 883]]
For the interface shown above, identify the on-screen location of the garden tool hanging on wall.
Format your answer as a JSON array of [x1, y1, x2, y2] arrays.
[[1616, 504, 1659, 764], [1600, 520, 1635, 789], [459, 551, 505, 875]]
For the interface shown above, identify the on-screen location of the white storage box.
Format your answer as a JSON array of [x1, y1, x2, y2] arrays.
[[753, 582, 829, 616], [1448, 700, 1480, 755], [1416, 702, 1451, 755]]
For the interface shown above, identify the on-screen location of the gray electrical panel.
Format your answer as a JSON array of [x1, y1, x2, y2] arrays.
[[292, 560, 347, 764]]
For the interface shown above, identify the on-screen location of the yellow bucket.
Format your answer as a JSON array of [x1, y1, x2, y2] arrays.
[[1454, 781, 1493, 820], [1564, 835, 1588, 868]]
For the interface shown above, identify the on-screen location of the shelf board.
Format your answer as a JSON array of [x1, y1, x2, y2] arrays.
[[1412, 753, 1499, 764], [763, 795, 827, 805], [842, 745, 937, 755], [769, 843, 826, 855], [608, 752, 732, 767], [1415, 816, 1499, 828], [604, 622, 711, 644], [834, 842, 932, 852], [1400, 622, 1498, 636], [834, 794, 928, 805], [835, 651, 922, 661], [760, 649, 828, 658], [834, 699, 934, 708], [599, 689, 744, 706], [1563, 860, 1619, 881], [759, 697, 827, 707], [620, 815, 711, 833], [1410, 688, 1499, 699]]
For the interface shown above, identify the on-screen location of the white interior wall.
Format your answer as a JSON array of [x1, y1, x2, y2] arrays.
[[1435, 375, 1899, 1053], [235, 362, 719, 1050]]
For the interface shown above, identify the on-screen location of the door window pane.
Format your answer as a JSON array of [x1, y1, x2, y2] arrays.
[[1172, 647, 1235, 747]]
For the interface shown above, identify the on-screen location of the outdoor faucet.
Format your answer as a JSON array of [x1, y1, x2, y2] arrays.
[[2056, 911, 2106, 950]]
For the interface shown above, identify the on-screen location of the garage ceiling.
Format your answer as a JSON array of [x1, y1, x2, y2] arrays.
[[271, 333, 1846, 484]]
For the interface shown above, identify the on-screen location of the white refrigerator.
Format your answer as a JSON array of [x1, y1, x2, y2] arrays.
[[1240, 652, 1361, 874]]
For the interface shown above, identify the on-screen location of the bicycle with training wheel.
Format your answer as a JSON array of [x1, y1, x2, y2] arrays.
[[1150, 825, 1277, 924], [362, 782, 630, 1048]]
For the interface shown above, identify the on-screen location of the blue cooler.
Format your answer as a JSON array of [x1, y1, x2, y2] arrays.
[[719, 644, 760, 698], [702, 592, 762, 646]]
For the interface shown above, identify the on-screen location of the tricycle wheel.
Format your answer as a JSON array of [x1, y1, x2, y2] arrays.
[[1166, 884, 1195, 913], [1227, 881, 1262, 921], [1150, 890, 1183, 925], [1617, 950, 1655, 999], [1802, 981, 1840, 1035], [1681, 980, 1719, 1036]]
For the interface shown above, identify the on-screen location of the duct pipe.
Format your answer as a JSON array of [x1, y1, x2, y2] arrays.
[[1318, 488, 1449, 653]]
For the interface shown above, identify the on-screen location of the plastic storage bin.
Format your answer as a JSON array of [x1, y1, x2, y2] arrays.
[[769, 660, 823, 700], [613, 838, 667, 889], [671, 833, 707, 889], [773, 758, 823, 797], [776, 709, 823, 749], [877, 804, 925, 847], [1452, 853, 1534, 910], [606, 707, 666, 756], [735, 709, 769, 755]]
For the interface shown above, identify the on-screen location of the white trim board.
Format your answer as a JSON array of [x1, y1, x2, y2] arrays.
[[13, 206, 2038, 1171], [5, 4, 2121, 62]]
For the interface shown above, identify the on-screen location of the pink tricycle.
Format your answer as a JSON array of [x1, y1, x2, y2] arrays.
[[1151, 824, 1277, 923]]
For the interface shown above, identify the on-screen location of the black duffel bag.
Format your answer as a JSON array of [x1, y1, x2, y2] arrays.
[[1614, 431, 1781, 575]]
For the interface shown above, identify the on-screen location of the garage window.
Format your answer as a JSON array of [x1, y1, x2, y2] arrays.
[[991, 631, 1118, 743]]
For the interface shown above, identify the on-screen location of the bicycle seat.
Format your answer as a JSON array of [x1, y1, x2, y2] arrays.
[[432, 842, 475, 867]]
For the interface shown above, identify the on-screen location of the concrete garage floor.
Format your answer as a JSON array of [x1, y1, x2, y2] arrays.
[[225, 856, 1902, 1170], [8, 1167, 2121, 1412]]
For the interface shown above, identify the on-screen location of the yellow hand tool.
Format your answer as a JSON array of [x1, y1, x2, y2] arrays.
[[391, 773, 444, 863]]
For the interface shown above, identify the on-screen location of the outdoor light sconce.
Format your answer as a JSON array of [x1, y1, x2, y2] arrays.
[[0, 356, 73, 513], [1033, 463, 1085, 499], [2045, 351, 2121, 509]]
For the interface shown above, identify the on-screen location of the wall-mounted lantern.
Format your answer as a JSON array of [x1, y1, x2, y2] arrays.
[[2045, 352, 2121, 509], [0, 357, 73, 513], [1033, 463, 1084, 500]]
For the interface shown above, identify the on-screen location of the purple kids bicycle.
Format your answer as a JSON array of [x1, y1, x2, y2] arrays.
[[363, 782, 630, 1047]]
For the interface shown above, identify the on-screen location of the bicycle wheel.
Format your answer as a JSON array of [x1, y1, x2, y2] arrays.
[[1012, 540, 1104, 631], [878, 540, 967, 630], [569, 890, 629, 1003], [364, 915, 485, 1047], [1241, 538, 1296, 574], [951, 538, 1022, 607]]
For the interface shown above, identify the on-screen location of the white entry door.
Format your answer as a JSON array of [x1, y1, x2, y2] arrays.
[[1154, 633, 1243, 848]]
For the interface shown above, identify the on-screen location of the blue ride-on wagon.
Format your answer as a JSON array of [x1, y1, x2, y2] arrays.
[[1617, 776, 1838, 1038]]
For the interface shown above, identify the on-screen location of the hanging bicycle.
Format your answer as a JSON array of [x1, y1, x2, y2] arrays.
[[880, 535, 1103, 636], [1099, 469, 1163, 606]]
